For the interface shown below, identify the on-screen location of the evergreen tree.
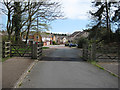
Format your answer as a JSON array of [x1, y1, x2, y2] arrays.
[[89, 0, 118, 43]]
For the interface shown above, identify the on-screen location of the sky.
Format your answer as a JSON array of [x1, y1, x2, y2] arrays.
[[50, 0, 92, 34], [0, 0, 93, 34]]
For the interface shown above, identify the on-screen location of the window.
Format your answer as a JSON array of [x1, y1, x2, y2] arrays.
[[36, 36, 39, 39]]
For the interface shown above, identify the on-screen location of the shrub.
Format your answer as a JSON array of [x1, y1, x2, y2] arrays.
[[77, 37, 87, 48], [52, 41, 57, 45]]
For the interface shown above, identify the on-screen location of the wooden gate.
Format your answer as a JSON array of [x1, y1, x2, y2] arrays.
[[96, 43, 118, 62], [10, 44, 32, 57], [83, 42, 118, 62]]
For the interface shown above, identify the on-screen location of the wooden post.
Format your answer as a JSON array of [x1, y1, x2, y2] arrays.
[[31, 42, 42, 60], [37, 43, 42, 60], [83, 44, 88, 61], [2, 41, 5, 58], [10, 42, 12, 57], [31, 43, 37, 59], [83, 45, 85, 59], [91, 43, 96, 61]]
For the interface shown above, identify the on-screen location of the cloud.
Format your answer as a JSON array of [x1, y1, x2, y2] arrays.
[[60, 0, 92, 20]]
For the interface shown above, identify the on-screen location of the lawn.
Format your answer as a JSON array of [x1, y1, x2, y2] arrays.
[[42, 47, 49, 49]]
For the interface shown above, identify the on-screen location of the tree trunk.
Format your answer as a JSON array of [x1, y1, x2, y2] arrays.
[[25, 3, 32, 44], [105, 1, 110, 42], [8, 33, 11, 41], [14, 2, 21, 44]]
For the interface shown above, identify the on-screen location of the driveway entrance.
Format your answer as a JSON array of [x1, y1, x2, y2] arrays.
[[20, 45, 118, 88]]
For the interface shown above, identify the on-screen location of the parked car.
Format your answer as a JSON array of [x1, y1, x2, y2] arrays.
[[69, 43, 78, 47], [65, 43, 69, 46]]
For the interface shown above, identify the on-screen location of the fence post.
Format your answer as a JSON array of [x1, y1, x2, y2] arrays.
[[2, 41, 5, 58], [10, 42, 12, 57], [91, 43, 96, 61], [31, 43, 37, 59], [83, 44, 85, 59], [37, 43, 42, 60], [31, 42, 42, 60], [83, 44, 88, 61]]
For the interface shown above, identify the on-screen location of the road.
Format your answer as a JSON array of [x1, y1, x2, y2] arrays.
[[20, 45, 118, 88], [0, 62, 2, 90]]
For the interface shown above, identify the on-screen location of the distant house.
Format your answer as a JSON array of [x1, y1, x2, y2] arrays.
[[56, 36, 68, 44], [69, 30, 89, 42], [80, 31, 89, 38], [51, 34, 56, 42], [22, 32, 42, 44], [41, 32, 58, 46], [68, 31, 81, 42], [41, 34, 51, 46]]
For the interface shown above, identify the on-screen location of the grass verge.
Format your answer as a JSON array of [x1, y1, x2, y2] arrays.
[[2, 57, 11, 62], [89, 60, 119, 78], [42, 47, 49, 49], [89, 60, 104, 70]]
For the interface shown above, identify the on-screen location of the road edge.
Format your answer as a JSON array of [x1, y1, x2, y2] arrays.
[[90, 61, 120, 78], [13, 60, 39, 88]]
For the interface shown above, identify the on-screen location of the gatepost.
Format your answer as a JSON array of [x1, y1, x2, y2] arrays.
[[32, 42, 42, 60], [91, 43, 96, 61]]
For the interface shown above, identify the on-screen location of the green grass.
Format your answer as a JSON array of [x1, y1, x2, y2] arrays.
[[2, 57, 11, 62], [90, 60, 104, 70], [11, 47, 32, 54], [89, 60, 119, 78], [110, 72, 118, 77], [42, 47, 49, 49]]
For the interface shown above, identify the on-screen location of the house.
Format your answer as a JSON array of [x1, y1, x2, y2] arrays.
[[22, 32, 42, 44], [68, 31, 81, 42], [69, 30, 89, 42], [41, 34, 51, 46], [56, 36, 68, 44], [51, 34, 56, 42]]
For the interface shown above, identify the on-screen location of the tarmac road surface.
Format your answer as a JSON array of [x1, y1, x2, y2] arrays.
[[20, 45, 118, 88]]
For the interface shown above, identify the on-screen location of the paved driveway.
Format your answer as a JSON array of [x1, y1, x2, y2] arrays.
[[20, 45, 118, 88]]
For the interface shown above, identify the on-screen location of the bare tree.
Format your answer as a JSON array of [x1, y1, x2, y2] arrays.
[[1, 0, 63, 43]]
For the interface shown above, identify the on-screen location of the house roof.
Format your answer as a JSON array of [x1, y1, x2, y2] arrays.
[[70, 31, 81, 37], [41, 33, 52, 38]]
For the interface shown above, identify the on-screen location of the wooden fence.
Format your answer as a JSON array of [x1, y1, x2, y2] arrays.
[[2, 41, 11, 58], [2, 41, 42, 60], [10, 44, 32, 57], [83, 43, 118, 62]]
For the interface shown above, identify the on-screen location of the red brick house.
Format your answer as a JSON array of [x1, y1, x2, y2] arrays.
[[22, 32, 42, 44]]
